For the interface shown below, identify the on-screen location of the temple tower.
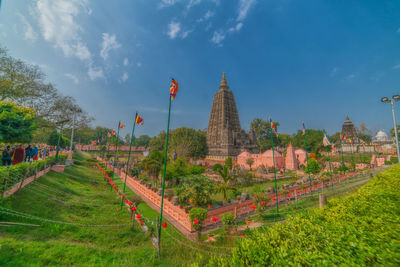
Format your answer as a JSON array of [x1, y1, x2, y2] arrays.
[[285, 143, 298, 170], [206, 73, 257, 160], [341, 115, 358, 141]]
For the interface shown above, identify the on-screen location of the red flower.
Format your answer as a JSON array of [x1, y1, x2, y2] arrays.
[[272, 197, 276, 201], [136, 214, 142, 219], [314, 185, 318, 188], [116, 188, 119, 191], [185, 210, 189, 214], [162, 222, 167, 229], [227, 201, 231, 203], [297, 190, 300, 194], [124, 199, 128, 203], [251, 205, 256, 210], [132, 207, 137, 212], [261, 201, 265, 206], [179, 205, 183, 209], [193, 219, 199, 225], [287, 194, 291, 197], [237, 198, 240, 201], [212, 217, 218, 223], [122, 194, 126, 198], [304, 189, 307, 192], [128, 201, 133, 206]]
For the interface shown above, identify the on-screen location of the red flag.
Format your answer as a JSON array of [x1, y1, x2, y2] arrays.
[[170, 78, 179, 100], [112, 130, 116, 136], [135, 114, 144, 125], [119, 122, 125, 129]]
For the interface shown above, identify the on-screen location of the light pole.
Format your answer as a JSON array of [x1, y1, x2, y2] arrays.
[[67, 107, 82, 166], [381, 95, 400, 160]]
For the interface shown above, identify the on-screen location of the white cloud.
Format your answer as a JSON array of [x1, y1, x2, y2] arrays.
[[229, 22, 243, 33], [181, 30, 193, 39], [88, 64, 104, 80], [121, 72, 128, 82], [186, 0, 201, 10], [167, 21, 181, 39], [393, 64, 400, 69], [159, 0, 180, 8], [237, 0, 256, 21], [211, 31, 225, 45], [197, 10, 214, 22], [346, 74, 355, 80], [100, 33, 121, 60], [65, 73, 79, 84], [19, 14, 38, 42], [36, 0, 91, 60], [123, 57, 129, 66]]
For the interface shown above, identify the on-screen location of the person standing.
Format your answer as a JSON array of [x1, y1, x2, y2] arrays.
[[13, 145, 25, 165], [24, 145, 32, 162], [2, 146, 11, 166], [32, 145, 39, 161]]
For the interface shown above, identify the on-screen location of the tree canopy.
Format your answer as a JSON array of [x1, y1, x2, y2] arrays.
[[0, 101, 36, 144]]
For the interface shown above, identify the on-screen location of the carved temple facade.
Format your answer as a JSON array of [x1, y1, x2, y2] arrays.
[[206, 73, 258, 160]]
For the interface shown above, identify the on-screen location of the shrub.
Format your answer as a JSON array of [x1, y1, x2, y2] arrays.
[[221, 212, 235, 231], [189, 207, 208, 232]]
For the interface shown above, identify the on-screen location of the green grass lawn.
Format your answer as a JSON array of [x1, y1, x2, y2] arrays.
[[0, 152, 225, 266]]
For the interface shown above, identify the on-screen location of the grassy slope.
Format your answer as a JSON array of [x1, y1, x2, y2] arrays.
[[0, 152, 214, 266]]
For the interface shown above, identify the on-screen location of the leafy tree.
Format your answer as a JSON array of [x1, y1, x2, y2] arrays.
[[292, 129, 324, 153], [212, 163, 236, 202], [134, 134, 151, 147], [390, 125, 400, 138], [329, 132, 342, 144], [0, 101, 36, 143], [150, 127, 208, 159], [47, 129, 69, 148], [124, 133, 131, 145], [175, 175, 215, 206], [250, 118, 281, 152], [357, 123, 373, 143], [306, 158, 320, 174], [225, 156, 233, 170]]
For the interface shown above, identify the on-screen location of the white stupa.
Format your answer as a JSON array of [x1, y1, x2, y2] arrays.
[[374, 130, 390, 142]]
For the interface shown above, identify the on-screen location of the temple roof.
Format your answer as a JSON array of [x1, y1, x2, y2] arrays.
[[219, 72, 229, 91]]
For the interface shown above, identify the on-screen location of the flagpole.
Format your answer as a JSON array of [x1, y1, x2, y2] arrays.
[[270, 121, 279, 217], [303, 126, 312, 188], [339, 137, 346, 175], [328, 150, 333, 186], [121, 113, 137, 210], [158, 95, 172, 254], [112, 122, 121, 184], [350, 142, 354, 171]]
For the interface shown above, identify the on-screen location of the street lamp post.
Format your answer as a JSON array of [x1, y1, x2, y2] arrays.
[[381, 95, 400, 160], [67, 107, 82, 166]]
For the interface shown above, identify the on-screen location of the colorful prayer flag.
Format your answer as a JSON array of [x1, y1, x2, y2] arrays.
[[119, 122, 125, 129], [107, 132, 112, 137], [135, 114, 144, 125], [170, 78, 179, 100], [302, 122, 306, 136], [112, 130, 116, 136], [323, 134, 332, 146], [270, 118, 274, 129]]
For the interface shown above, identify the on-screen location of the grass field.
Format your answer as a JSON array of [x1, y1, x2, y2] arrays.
[[0, 152, 226, 266]]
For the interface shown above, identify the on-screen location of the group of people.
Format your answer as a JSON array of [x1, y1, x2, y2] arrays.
[[1, 144, 51, 166]]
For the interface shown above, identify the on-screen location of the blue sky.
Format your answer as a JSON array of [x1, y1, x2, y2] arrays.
[[1, 0, 400, 138]]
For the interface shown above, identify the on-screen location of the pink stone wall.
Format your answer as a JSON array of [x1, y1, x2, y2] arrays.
[[77, 145, 149, 152], [237, 149, 285, 170], [295, 149, 307, 166]]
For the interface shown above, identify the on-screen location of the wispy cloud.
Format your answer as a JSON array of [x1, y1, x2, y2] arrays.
[[186, 0, 201, 10], [167, 21, 181, 39], [88, 64, 104, 80], [181, 30, 193, 39], [228, 22, 243, 33], [237, 0, 256, 21], [197, 10, 214, 22], [159, 0, 180, 8], [392, 64, 400, 69], [211, 31, 225, 46], [346, 74, 356, 80], [65, 73, 79, 84], [123, 57, 129, 66], [19, 13, 38, 42], [121, 72, 128, 82], [100, 33, 121, 60]]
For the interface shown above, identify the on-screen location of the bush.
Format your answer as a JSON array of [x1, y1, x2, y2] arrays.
[[189, 207, 208, 232], [390, 157, 398, 164], [221, 212, 235, 231], [203, 165, 400, 266]]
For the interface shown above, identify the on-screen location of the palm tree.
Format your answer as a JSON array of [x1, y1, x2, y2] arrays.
[[212, 163, 237, 202]]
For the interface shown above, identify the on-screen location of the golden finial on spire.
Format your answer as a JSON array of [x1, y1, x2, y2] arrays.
[[219, 72, 229, 91]]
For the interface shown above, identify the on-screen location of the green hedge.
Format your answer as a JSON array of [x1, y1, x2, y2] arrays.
[[0, 154, 67, 192], [200, 165, 400, 266]]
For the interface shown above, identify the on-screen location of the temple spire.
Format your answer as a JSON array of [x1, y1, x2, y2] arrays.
[[219, 72, 229, 91]]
